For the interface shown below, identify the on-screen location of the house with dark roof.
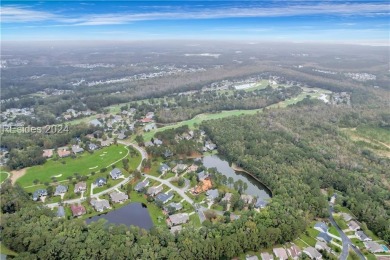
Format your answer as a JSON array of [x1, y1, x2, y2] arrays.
[[356, 231, 371, 241], [303, 247, 322, 260], [74, 182, 87, 193], [155, 192, 174, 204], [90, 199, 111, 212], [206, 189, 219, 201], [317, 232, 332, 243], [70, 204, 86, 217], [158, 164, 171, 174], [255, 198, 268, 209], [56, 206, 65, 218], [314, 222, 328, 233], [168, 213, 189, 226], [94, 177, 107, 187], [110, 191, 129, 203], [110, 168, 122, 179], [164, 202, 183, 213], [54, 185, 68, 196], [147, 185, 163, 196], [32, 189, 47, 201], [135, 180, 149, 192]]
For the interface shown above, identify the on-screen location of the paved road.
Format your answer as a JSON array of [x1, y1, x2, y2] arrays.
[[47, 141, 146, 208], [328, 205, 365, 260], [145, 174, 194, 205]]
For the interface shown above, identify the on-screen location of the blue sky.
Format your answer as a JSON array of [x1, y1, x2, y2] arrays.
[[1, 1, 389, 45]]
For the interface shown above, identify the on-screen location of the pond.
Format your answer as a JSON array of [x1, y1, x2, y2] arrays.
[[202, 155, 271, 200], [86, 202, 153, 230]]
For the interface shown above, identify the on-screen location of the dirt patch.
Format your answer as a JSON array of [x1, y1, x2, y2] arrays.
[[10, 168, 28, 184]]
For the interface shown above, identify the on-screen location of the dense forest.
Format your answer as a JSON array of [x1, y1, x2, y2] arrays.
[[202, 102, 390, 243]]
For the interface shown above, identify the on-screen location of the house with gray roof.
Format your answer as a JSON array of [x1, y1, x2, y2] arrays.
[[117, 132, 127, 140], [54, 185, 68, 196], [74, 182, 87, 193], [163, 149, 173, 158], [147, 185, 163, 196], [364, 241, 386, 253], [33, 189, 47, 201], [94, 177, 107, 187], [273, 247, 288, 260], [168, 213, 189, 226], [110, 168, 122, 179], [206, 189, 219, 201], [72, 145, 84, 154], [88, 143, 99, 151], [90, 199, 111, 212], [56, 206, 65, 218], [135, 180, 149, 192], [356, 231, 371, 241], [144, 123, 156, 131], [164, 202, 183, 213], [197, 171, 209, 181], [340, 212, 353, 222], [246, 255, 258, 260], [348, 220, 360, 231], [110, 191, 128, 203], [170, 225, 183, 234], [303, 247, 322, 260], [317, 232, 332, 243], [315, 241, 331, 252], [153, 138, 163, 146], [287, 244, 301, 260], [90, 119, 103, 127], [155, 192, 174, 204], [314, 222, 328, 233], [144, 141, 154, 147], [255, 198, 268, 209], [159, 164, 171, 174], [172, 164, 187, 174], [261, 252, 274, 260]]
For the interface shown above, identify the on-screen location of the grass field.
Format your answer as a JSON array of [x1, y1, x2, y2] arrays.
[[355, 126, 390, 145], [0, 242, 18, 256], [17, 145, 128, 187], [0, 171, 9, 183]]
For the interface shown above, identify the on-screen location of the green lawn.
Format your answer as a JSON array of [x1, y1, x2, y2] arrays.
[[188, 213, 201, 228], [18, 145, 128, 187], [0, 242, 18, 256], [329, 226, 341, 237], [293, 239, 309, 249], [334, 215, 348, 230], [299, 234, 317, 247], [0, 171, 10, 183], [356, 126, 390, 145]]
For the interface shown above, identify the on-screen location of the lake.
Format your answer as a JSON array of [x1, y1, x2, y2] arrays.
[[86, 202, 153, 230], [202, 155, 271, 200]]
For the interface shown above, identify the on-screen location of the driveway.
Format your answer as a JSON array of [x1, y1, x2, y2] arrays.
[[328, 205, 365, 260]]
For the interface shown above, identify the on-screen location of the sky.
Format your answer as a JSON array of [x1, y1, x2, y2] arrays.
[[1, 1, 389, 45]]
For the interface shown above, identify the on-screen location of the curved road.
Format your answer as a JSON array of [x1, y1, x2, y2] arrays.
[[47, 142, 147, 208], [328, 205, 365, 260]]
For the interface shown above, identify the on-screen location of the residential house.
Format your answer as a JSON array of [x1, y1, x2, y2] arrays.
[[57, 206, 65, 218], [206, 189, 219, 201], [135, 180, 149, 192], [159, 164, 171, 174], [204, 141, 217, 151], [287, 244, 302, 260], [42, 149, 54, 158], [241, 194, 254, 204], [222, 193, 233, 202], [117, 132, 126, 140], [147, 185, 163, 196], [32, 189, 47, 201], [314, 222, 329, 233], [72, 145, 84, 154], [110, 168, 122, 179], [172, 164, 187, 174], [170, 225, 182, 234], [70, 204, 86, 217], [144, 141, 154, 147], [303, 247, 322, 260], [145, 112, 154, 119], [356, 231, 371, 241], [54, 185, 68, 196], [140, 118, 153, 124], [364, 241, 385, 253], [164, 202, 183, 213], [317, 232, 332, 243], [144, 123, 156, 131], [168, 213, 189, 226], [155, 192, 174, 204], [273, 248, 288, 260], [315, 241, 331, 253], [90, 199, 111, 212], [74, 182, 87, 193], [88, 143, 99, 151], [330, 193, 337, 204], [153, 138, 163, 146], [197, 171, 209, 181], [260, 252, 274, 260], [94, 177, 107, 187], [340, 213, 353, 222], [100, 140, 112, 147], [163, 150, 173, 158], [110, 191, 129, 203], [57, 148, 71, 158], [348, 220, 360, 231], [246, 255, 258, 260], [90, 119, 103, 127], [255, 198, 269, 209], [186, 164, 198, 173]]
